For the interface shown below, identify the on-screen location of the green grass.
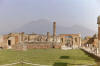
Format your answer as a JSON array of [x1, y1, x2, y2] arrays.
[[0, 49, 96, 66]]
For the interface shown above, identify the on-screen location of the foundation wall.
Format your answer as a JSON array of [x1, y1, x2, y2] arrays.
[[12, 42, 61, 50]]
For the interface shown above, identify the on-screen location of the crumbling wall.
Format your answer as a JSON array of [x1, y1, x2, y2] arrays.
[[12, 42, 61, 50]]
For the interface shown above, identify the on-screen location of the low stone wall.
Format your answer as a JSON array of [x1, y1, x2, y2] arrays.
[[81, 48, 100, 60], [27, 44, 52, 49], [12, 42, 61, 50], [54, 44, 61, 48]]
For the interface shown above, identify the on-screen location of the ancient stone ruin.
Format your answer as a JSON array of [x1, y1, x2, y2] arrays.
[[0, 22, 81, 50]]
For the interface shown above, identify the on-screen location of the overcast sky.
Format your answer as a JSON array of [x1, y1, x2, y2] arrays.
[[0, 0, 100, 33]]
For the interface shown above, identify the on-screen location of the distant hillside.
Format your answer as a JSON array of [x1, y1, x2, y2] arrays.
[[14, 19, 53, 34], [14, 19, 96, 37]]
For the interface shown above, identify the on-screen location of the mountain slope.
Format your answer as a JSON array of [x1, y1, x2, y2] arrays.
[[14, 19, 96, 37]]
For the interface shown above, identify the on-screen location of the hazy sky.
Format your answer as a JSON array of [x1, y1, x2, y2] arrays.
[[0, 0, 100, 33]]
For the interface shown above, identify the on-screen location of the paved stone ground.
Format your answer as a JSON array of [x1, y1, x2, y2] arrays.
[[81, 47, 100, 57], [0, 62, 51, 66], [61, 45, 72, 50], [0, 62, 20, 66]]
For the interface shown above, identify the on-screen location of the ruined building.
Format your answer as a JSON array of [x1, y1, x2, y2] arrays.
[[81, 16, 100, 49], [82, 34, 98, 48], [0, 22, 81, 50]]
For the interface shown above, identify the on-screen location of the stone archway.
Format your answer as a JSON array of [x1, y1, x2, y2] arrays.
[[60, 34, 81, 49], [65, 36, 73, 47]]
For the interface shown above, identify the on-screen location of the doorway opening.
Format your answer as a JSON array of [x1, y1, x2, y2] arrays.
[[8, 40, 11, 46], [65, 36, 72, 47]]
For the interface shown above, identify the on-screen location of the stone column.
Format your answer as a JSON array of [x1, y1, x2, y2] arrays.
[[72, 37, 75, 49], [19, 32, 24, 43], [19, 33, 22, 43], [21, 32, 24, 41], [78, 33, 81, 47], [47, 32, 50, 41], [77, 37, 79, 47], [97, 16, 100, 54], [79, 37, 81, 47], [53, 22, 56, 42], [27, 35, 29, 42]]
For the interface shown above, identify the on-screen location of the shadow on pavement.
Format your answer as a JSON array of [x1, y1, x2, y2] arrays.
[[53, 62, 68, 66], [60, 56, 70, 59]]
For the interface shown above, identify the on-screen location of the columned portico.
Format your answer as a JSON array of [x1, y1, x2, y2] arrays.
[[60, 34, 81, 49]]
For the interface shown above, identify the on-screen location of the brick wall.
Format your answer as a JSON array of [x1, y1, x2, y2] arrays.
[[12, 42, 61, 50], [27, 44, 52, 49]]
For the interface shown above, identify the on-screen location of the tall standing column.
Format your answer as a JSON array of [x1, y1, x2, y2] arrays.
[[79, 37, 81, 47], [79, 33, 81, 47], [72, 37, 75, 49], [97, 16, 100, 54], [53, 22, 56, 42], [47, 32, 50, 41], [19, 33, 22, 43], [21, 32, 24, 42], [27, 35, 29, 42]]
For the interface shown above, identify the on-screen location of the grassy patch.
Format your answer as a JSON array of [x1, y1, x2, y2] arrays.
[[0, 49, 96, 66]]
